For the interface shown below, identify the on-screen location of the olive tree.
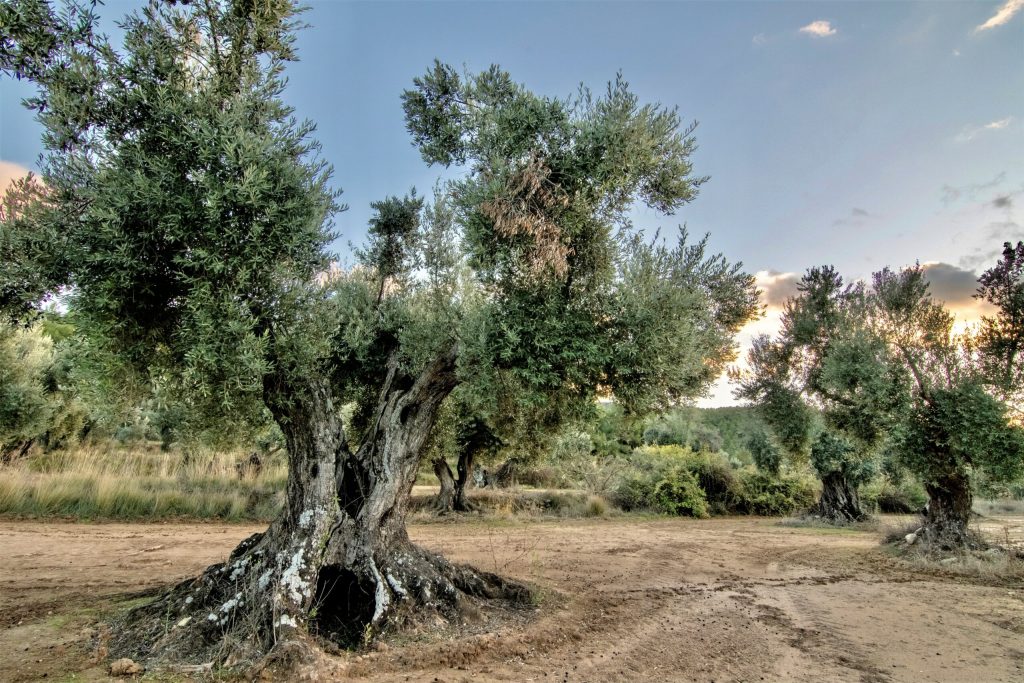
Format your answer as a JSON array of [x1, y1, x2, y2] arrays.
[[871, 265, 1024, 548], [1, 0, 757, 668], [736, 267, 895, 522], [975, 241, 1024, 414]]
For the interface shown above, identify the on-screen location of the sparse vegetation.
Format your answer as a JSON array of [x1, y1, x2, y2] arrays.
[[0, 444, 285, 520]]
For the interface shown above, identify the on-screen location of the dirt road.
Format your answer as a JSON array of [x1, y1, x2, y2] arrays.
[[1, 517, 1022, 682]]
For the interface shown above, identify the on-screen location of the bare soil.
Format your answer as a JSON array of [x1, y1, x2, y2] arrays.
[[1, 516, 1023, 682]]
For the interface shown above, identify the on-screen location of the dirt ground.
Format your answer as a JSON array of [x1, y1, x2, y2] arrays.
[[1, 516, 1022, 683]]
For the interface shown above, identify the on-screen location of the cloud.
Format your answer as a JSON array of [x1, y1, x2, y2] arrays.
[[955, 116, 1014, 142], [832, 207, 872, 227], [959, 220, 1024, 268], [921, 262, 980, 307], [799, 20, 837, 38], [941, 171, 1007, 204], [752, 33, 767, 46], [755, 270, 801, 308], [975, 0, 1024, 33], [993, 195, 1013, 209], [0, 160, 33, 197]]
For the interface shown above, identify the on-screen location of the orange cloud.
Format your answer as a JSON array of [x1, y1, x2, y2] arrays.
[[0, 161, 34, 196]]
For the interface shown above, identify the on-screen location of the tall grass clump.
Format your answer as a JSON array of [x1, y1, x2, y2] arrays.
[[0, 444, 285, 521]]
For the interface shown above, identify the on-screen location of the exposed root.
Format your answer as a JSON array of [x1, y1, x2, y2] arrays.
[[107, 533, 532, 676]]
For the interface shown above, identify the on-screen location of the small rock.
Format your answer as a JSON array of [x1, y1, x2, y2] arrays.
[[939, 557, 957, 565], [109, 658, 144, 676], [904, 532, 917, 545]]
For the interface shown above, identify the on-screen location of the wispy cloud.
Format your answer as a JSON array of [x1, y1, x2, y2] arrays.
[[941, 171, 1006, 204], [975, 0, 1024, 33], [832, 207, 873, 228], [955, 116, 1014, 142], [752, 33, 767, 46], [799, 20, 837, 38]]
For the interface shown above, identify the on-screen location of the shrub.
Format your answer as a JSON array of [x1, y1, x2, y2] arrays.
[[613, 473, 658, 511], [652, 467, 709, 518], [678, 450, 743, 515], [736, 470, 816, 516], [861, 477, 928, 514]]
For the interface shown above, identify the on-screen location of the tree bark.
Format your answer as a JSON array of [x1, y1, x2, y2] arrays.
[[921, 471, 978, 550], [433, 450, 475, 513], [111, 348, 529, 669], [814, 472, 867, 523], [454, 449, 474, 511], [432, 456, 456, 512]]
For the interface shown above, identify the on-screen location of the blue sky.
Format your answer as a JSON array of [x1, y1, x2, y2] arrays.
[[1, 0, 1022, 404]]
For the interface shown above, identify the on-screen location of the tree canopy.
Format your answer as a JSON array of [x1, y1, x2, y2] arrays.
[[1, 0, 760, 662]]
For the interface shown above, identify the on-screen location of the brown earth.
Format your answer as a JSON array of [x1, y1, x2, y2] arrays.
[[1, 516, 1023, 682]]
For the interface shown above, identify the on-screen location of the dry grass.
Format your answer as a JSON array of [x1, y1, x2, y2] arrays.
[[0, 444, 286, 521], [407, 486, 617, 520]]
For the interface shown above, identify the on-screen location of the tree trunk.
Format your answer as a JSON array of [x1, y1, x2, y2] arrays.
[[433, 450, 475, 513], [454, 449, 474, 511], [110, 349, 529, 670], [922, 472, 978, 550], [814, 472, 866, 523], [486, 457, 520, 488], [432, 456, 456, 513]]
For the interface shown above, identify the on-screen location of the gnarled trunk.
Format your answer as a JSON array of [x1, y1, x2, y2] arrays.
[[455, 449, 474, 511], [432, 456, 457, 512], [814, 472, 866, 523], [921, 472, 977, 550], [111, 349, 529, 669], [434, 450, 476, 513]]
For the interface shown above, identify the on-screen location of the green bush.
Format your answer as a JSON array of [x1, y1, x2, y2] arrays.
[[736, 470, 816, 516], [614, 473, 658, 511], [652, 467, 709, 518], [678, 450, 743, 515], [861, 477, 928, 513]]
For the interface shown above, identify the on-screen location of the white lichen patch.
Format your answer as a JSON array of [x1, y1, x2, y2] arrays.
[[298, 509, 315, 529], [257, 569, 273, 591], [229, 556, 251, 581], [207, 613, 217, 622], [276, 614, 298, 628], [184, 596, 193, 605], [280, 549, 310, 604], [220, 592, 243, 614], [386, 573, 407, 599]]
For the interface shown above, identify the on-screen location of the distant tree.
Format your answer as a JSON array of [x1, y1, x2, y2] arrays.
[[871, 265, 1024, 548], [975, 241, 1024, 413], [1, 0, 757, 667], [746, 428, 781, 476], [0, 322, 52, 462], [736, 267, 895, 522]]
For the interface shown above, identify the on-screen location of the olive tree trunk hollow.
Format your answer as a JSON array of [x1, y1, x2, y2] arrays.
[[921, 472, 980, 550], [110, 350, 530, 669], [813, 472, 867, 523]]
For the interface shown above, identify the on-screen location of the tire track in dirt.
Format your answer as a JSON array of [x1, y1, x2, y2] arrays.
[[2, 517, 1023, 682]]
